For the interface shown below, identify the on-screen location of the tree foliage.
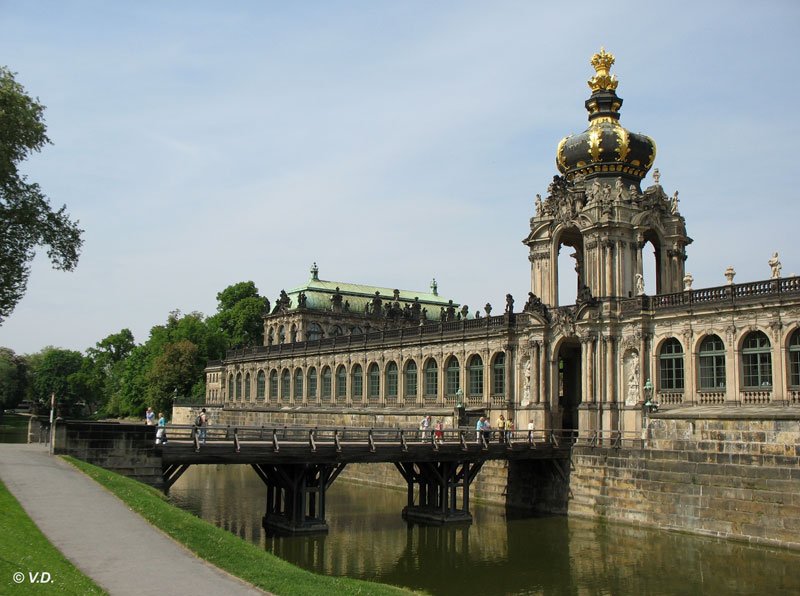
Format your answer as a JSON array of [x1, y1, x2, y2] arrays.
[[0, 347, 26, 409], [0, 66, 84, 323], [210, 281, 268, 348]]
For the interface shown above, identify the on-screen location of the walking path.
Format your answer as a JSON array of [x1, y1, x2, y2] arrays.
[[0, 443, 267, 595]]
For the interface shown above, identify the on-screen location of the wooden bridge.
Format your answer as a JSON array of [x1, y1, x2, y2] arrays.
[[157, 424, 572, 534]]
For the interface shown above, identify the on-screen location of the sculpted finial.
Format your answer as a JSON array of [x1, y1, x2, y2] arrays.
[[588, 47, 618, 92]]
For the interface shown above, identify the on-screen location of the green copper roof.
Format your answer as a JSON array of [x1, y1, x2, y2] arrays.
[[277, 265, 462, 320]]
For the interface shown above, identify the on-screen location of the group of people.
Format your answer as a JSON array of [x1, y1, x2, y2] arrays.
[[418, 413, 516, 445], [145, 407, 208, 446], [418, 415, 445, 443], [475, 414, 515, 444], [145, 407, 169, 444]]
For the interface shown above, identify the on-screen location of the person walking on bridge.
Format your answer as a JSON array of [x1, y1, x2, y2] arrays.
[[196, 408, 208, 445], [496, 414, 506, 444]]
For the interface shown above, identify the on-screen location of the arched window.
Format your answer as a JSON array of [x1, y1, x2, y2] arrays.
[[290, 325, 298, 343], [424, 359, 438, 397], [404, 360, 418, 398], [351, 326, 364, 336], [742, 331, 772, 387], [468, 355, 484, 397], [322, 366, 332, 399], [445, 356, 460, 396], [308, 367, 317, 400], [278, 326, 286, 344], [386, 362, 398, 398], [228, 374, 234, 401], [267, 328, 274, 345], [269, 370, 278, 400], [256, 370, 266, 400], [492, 352, 505, 395], [352, 364, 363, 399], [244, 373, 251, 401], [790, 329, 800, 388], [368, 363, 380, 398], [235, 372, 242, 400], [336, 365, 347, 399], [698, 335, 726, 390], [331, 325, 343, 337], [659, 338, 684, 391], [306, 323, 323, 341], [281, 369, 291, 400], [294, 368, 303, 399]]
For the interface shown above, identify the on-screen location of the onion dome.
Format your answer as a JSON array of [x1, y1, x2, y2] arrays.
[[556, 49, 656, 185]]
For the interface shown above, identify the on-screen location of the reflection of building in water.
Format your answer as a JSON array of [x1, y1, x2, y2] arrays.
[[205, 49, 800, 455]]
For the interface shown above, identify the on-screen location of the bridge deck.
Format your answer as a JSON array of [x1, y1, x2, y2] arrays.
[[157, 425, 571, 465]]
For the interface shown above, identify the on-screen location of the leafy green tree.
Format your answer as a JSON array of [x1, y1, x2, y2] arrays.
[[28, 347, 85, 415], [146, 339, 201, 414], [0, 347, 27, 412], [0, 67, 84, 323], [210, 281, 269, 348], [86, 328, 136, 415]]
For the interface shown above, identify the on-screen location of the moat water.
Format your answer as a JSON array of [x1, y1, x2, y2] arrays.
[[169, 464, 800, 595]]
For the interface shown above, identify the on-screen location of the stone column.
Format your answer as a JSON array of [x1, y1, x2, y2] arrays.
[[682, 330, 695, 405], [531, 342, 540, 404], [505, 344, 514, 409], [604, 241, 614, 297], [539, 340, 548, 408], [770, 322, 785, 404]]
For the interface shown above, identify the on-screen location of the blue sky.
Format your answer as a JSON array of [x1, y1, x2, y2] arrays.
[[1, 1, 798, 354]]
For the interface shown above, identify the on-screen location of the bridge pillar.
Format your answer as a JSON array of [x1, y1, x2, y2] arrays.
[[251, 462, 346, 534], [395, 460, 483, 525]]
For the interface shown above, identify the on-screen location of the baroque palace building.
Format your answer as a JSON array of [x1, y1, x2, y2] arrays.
[[205, 49, 800, 436]]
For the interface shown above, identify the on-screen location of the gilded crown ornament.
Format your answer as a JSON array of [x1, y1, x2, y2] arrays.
[[554, 49, 656, 185], [588, 47, 618, 92]]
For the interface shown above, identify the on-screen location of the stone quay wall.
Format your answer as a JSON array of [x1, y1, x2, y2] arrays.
[[569, 413, 800, 551], [52, 420, 164, 488]]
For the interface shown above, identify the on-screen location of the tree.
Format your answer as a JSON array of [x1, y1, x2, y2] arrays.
[[0, 66, 84, 323], [146, 339, 201, 414], [28, 347, 85, 415], [210, 281, 269, 348], [0, 347, 27, 412]]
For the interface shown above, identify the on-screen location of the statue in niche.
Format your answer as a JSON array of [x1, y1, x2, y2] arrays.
[[635, 273, 645, 295], [769, 252, 782, 279], [624, 352, 640, 406], [521, 357, 532, 406]]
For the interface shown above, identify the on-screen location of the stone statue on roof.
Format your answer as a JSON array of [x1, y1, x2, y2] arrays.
[[769, 252, 782, 279], [331, 287, 343, 311], [505, 294, 514, 314]]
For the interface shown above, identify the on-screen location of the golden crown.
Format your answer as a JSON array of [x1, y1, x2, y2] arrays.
[[588, 47, 618, 92]]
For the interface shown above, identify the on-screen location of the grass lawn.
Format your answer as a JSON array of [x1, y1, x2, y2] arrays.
[[0, 479, 106, 595], [65, 457, 422, 596]]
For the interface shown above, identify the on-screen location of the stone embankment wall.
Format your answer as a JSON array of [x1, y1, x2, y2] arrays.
[[52, 421, 164, 488], [569, 414, 800, 551]]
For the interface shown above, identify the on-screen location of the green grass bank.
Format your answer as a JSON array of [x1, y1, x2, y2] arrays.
[[65, 457, 420, 595], [0, 478, 106, 595]]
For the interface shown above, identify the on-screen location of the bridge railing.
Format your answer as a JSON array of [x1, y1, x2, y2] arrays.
[[159, 423, 561, 453]]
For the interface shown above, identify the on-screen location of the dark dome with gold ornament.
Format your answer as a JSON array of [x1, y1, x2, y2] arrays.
[[556, 49, 656, 186]]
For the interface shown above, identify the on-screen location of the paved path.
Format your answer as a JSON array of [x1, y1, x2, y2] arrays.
[[0, 444, 267, 595]]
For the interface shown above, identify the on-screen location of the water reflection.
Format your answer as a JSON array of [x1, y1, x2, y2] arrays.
[[170, 464, 800, 595]]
